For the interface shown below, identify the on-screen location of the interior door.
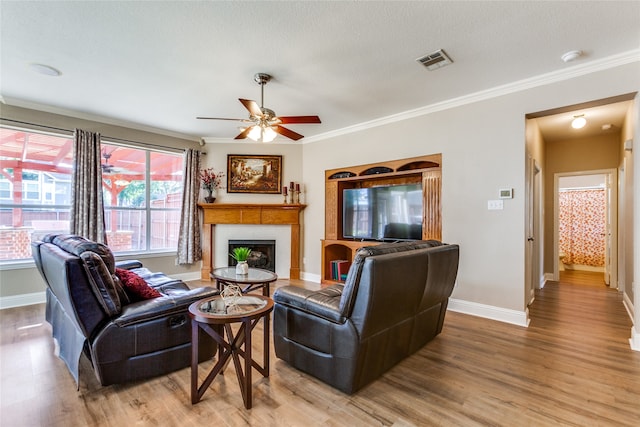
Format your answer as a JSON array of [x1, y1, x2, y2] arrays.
[[603, 170, 619, 288], [604, 173, 612, 285], [525, 156, 539, 305]]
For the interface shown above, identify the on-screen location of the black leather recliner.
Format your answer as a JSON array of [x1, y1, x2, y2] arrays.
[[32, 234, 218, 386], [273, 240, 459, 394]]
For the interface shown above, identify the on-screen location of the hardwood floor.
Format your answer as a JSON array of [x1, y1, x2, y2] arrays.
[[1, 277, 639, 426], [559, 269, 606, 287]]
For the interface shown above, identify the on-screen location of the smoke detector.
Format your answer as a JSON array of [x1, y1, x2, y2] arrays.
[[416, 49, 453, 71], [561, 50, 582, 63]]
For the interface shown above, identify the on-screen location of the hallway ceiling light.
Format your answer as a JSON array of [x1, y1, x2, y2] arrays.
[[571, 114, 586, 129]]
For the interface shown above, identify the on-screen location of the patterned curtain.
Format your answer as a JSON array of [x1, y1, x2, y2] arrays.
[[558, 189, 605, 266], [177, 149, 202, 264], [70, 129, 106, 243]]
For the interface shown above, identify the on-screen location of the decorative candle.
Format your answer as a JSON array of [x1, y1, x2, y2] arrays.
[[282, 186, 288, 195], [295, 183, 300, 192], [290, 181, 294, 190]]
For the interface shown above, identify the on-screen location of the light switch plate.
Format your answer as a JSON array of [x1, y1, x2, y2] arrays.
[[488, 200, 504, 210]]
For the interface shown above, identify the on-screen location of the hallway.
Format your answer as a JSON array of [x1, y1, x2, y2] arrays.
[[559, 269, 607, 288]]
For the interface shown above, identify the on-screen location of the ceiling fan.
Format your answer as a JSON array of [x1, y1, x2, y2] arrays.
[[101, 149, 131, 174], [197, 73, 321, 142]]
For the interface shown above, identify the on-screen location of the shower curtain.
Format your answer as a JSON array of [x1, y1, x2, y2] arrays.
[[558, 188, 605, 267]]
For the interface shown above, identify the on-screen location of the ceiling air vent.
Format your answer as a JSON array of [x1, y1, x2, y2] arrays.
[[416, 49, 453, 71]]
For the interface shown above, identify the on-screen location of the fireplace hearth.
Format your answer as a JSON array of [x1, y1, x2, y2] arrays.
[[228, 240, 276, 272]]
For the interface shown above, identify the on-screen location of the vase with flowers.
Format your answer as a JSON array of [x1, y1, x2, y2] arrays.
[[200, 168, 224, 203]]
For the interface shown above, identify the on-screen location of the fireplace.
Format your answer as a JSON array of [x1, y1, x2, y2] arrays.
[[228, 240, 276, 272]]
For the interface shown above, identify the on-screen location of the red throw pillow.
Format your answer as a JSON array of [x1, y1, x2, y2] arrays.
[[115, 268, 162, 301]]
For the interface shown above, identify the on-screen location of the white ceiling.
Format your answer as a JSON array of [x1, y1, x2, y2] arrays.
[[1, 1, 639, 143]]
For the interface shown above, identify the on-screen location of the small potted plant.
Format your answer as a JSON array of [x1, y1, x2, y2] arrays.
[[230, 247, 251, 275]]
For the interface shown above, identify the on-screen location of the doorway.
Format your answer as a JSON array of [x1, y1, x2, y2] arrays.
[[553, 169, 617, 287], [525, 156, 542, 306]]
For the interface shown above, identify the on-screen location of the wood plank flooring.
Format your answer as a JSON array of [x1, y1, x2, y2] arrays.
[[559, 269, 606, 287], [1, 277, 639, 426]]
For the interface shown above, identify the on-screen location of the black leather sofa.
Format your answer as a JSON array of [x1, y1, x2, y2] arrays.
[[273, 240, 459, 394], [32, 234, 218, 386]]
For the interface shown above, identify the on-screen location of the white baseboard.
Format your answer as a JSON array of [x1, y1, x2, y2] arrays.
[[622, 291, 634, 323], [0, 291, 46, 310], [544, 273, 554, 284], [630, 327, 640, 352], [172, 271, 203, 282], [300, 271, 321, 283], [448, 298, 530, 327]]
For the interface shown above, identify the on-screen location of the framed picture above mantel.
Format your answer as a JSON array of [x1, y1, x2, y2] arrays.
[[227, 154, 283, 194]]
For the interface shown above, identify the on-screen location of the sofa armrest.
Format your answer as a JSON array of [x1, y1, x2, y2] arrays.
[[273, 285, 345, 323], [114, 286, 218, 327], [115, 260, 144, 270]]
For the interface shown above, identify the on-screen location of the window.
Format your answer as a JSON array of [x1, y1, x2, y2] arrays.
[[0, 127, 73, 261], [101, 143, 183, 253], [0, 126, 184, 262], [0, 181, 11, 200]]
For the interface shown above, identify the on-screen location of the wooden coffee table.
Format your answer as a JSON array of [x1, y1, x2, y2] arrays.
[[211, 267, 277, 296], [189, 294, 274, 409]]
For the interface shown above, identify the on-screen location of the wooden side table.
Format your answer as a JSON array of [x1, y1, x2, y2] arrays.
[[189, 295, 274, 409]]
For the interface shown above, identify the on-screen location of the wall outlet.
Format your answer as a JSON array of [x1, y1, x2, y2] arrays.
[[488, 200, 504, 210]]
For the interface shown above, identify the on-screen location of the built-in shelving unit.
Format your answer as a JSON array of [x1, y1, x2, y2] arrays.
[[322, 154, 442, 285]]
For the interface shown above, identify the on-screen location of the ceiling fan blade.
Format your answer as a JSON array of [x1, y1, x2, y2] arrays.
[[277, 115, 321, 124], [196, 116, 249, 121], [234, 127, 254, 140], [239, 99, 263, 117], [273, 125, 304, 141]]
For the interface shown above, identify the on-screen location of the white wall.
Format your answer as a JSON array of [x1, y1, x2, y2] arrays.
[[200, 142, 303, 204], [301, 62, 640, 322], [199, 141, 303, 280], [2, 62, 638, 325]]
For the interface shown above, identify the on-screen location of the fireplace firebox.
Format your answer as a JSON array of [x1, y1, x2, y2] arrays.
[[228, 240, 276, 272]]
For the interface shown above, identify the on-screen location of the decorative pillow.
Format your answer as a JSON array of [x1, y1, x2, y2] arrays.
[[115, 268, 162, 301]]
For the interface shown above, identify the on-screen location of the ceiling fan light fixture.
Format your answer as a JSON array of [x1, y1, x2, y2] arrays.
[[198, 72, 320, 141], [246, 125, 277, 143], [571, 114, 586, 129], [262, 126, 277, 142]]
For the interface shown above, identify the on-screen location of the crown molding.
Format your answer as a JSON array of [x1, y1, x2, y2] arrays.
[[202, 136, 299, 145], [4, 49, 637, 146], [302, 49, 640, 144], [1, 97, 199, 142]]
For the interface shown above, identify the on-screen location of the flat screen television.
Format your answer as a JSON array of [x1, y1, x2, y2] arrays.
[[342, 183, 423, 241]]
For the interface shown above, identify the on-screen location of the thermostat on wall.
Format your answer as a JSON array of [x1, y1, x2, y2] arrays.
[[499, 188, 513, 199]]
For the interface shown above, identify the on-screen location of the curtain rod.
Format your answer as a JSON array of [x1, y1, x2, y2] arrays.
[[0, 118, 205, 154]]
